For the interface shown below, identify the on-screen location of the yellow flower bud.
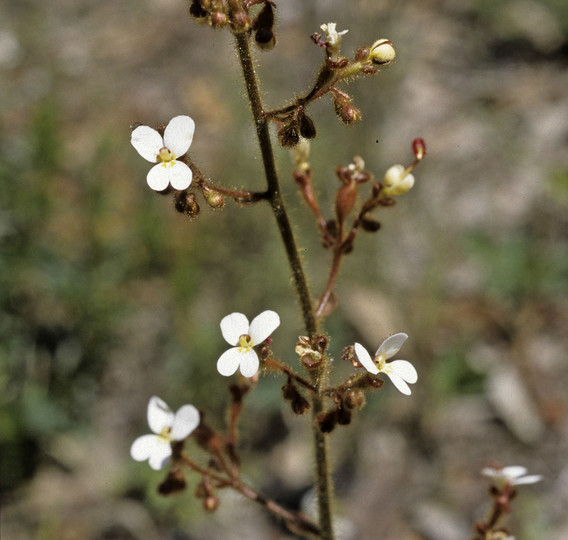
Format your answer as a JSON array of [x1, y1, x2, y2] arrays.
[[370, 39, 396, 66], [383, 164, 414, 196]]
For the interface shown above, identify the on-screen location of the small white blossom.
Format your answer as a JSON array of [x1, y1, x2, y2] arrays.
[[354, 333, 417, 395], [130, 396, 200, 470], [481, 466, 543, 490], [131, 115, 195, 191], [320, 22, 348, 61], [217, 310, 280, 378], [383, 164, 414, 196]]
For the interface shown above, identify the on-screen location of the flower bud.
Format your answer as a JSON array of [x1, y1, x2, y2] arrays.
[[370, 39, 396, 66], [412, 137, 427, 160], [201, 185, 225, 209], [299, 114, 317, 139], [382, 164, 415, 196], [174, 191, 201, 217], [203, 495, 220, 512], [344, 390, 366, 410], [231, 10, 250, 33], [254, 2, 276, 50], [360, 216, 382, 232], [317, 409, 339, 433], [334, 101, 362, 125], [335, 180, 357, 224], [210, 11, 227, 28]]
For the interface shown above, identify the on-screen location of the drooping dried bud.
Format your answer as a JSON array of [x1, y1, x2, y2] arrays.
[[189, 0, 208, 19], [369, 39, 396, 66], [336, 405, 352, 425], [254, 2, 276, 50], [344, 389, 366, 410], [299, 114, 317, 139], [278, 122, 300, 147], [317, 409, 339, 433], [360, 216, 382, 232], [174, 191, 201, 217], [158, 469, 187, 495]]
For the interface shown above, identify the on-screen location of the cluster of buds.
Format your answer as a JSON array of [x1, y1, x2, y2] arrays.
[[189, 0, 276, 47]]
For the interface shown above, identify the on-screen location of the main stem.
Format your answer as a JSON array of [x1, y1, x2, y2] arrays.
[[234, 32, 334, 540]]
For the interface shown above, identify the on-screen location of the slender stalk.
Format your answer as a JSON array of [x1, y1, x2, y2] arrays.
[[234, 31, 335, 540]]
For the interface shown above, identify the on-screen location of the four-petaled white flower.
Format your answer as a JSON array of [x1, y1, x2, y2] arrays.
[[131, 115, 195, 192], [481, 466, 542, 490], [354, 333, 417, 395], [320, 22, 348, 61], [217, 310, 280, 378], [130, 396, 200, 470]]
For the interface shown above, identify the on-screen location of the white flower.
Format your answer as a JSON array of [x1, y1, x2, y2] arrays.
[[354, 333, 417, 395], [383, 164, 415, 196], [130, 396, 200, 470], [217, 310, 280, 378], [320, 22, 348, 61], [131, 115, 195, 191], [481, 466, 543, 490]]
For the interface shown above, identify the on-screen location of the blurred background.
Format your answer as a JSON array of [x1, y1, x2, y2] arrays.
[[1, 0, 568, 538]]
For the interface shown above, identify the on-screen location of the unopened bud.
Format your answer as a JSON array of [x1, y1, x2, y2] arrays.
[[317, 409, 339, 433], [336, 406, 352, 425], [231, 10, 250, 32], [335, 180, 357, 224], [412, 137, 427, 160], [254, 2, 276, 50], [382, 164, 415, 196], [370, 39, 396, 66], [202, 186, 225, 209], [354, 46, 370, 61], [334, 101, 362, 125], [210, 11, 227, 28], [203, 495, 220, 512]]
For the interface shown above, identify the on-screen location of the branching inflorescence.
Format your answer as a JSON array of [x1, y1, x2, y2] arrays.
[[128, 1, 540, 538]]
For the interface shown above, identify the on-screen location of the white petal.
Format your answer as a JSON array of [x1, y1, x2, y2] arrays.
[[163, 115, 195, 158], [171, 404, 200, 440], [166, 160, 192, 190], [147, 443, 173, 470], [354, 342, 379, 375], [481, 467, 500, 479], [385, 371, 412, 395], [388, 360, 417, 383], [131, 433, 172, 469], [147, 164, 170, 191], [217, 347, 242, 376], [376, 333, 408, 359], [502, 466, 528, 479], [130, 434, 161, 462], [249, 310, 280, 344], [220, 313, 249, 345], [512, 474, 542, 485], [147, 396, 174, 434], [131, 125, 163, 163], [238, 349, 260, 378]]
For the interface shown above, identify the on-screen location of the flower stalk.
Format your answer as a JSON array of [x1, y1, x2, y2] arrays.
[[234, 30, 335, 540]]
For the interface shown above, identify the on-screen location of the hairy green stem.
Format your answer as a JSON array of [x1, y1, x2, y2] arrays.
[[234, 32, 334, 540]]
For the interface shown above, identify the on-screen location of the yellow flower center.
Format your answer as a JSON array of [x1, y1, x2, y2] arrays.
[[158, 147, 177, 167], [158, 426, 172, 443], [238, 334, 253, 352]]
